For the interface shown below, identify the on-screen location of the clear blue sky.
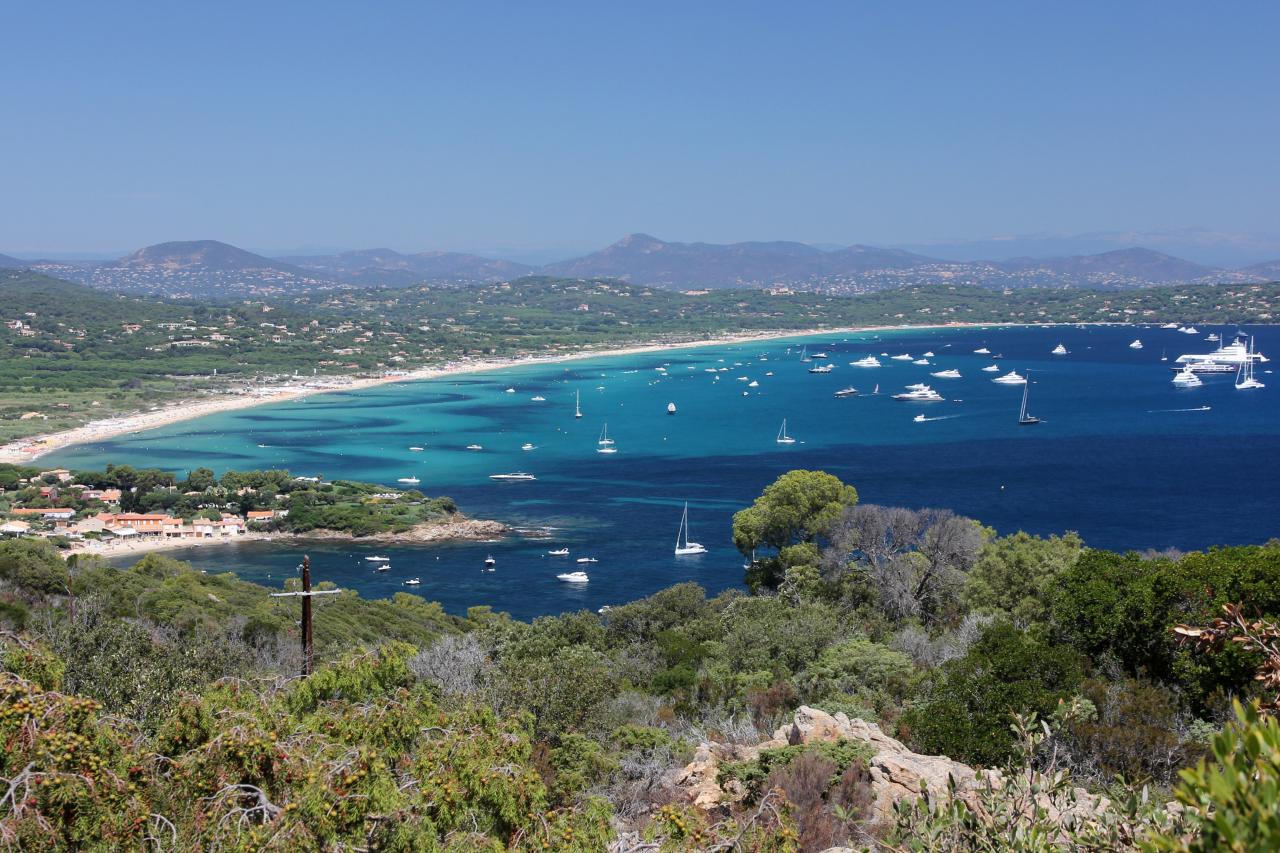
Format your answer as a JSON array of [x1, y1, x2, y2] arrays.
[[3, 1, 1277, 257]]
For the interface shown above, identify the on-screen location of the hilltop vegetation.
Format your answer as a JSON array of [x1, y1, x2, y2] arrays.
[[2, 468, 1280, 848]]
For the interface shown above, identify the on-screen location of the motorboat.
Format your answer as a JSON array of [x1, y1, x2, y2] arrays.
[[1182, 326, 1200, 334], [1129, 339, 1143, 349], [548, 548, 569, 556], [892, 385, 944, 401], [403, 578, 421, 586], [891, 353, 914, 361], [922, 351, 935, 357], [409, 446, 424, 451], [808, 364, 834, 373], [466, 444, 483, 451], [1161, 322, 1179, 329], [531, 395, 546, 402], [748, 380, 759, 387], [504, 388, 516, 394], [930, 369, 961, 379], [674, 502, 707, 555], [489, 472, 536, 481], [397, 477, 420, 485], [851, 356, 881, 367], [1051, 343, 1068, 355], [913, 413, 927, 423], [1172, 366, 1203, 387], [973, 347, 991, 354], [575, 557, 598, 564], [668, 402, 677, 414], [373, 564, 389, 573], [365, 555, 391, 562], [992, 371, 1027, 385], [557, 571, 590, 583], [810, 352, 830, 359], [521, 443, 536, 451], [833, 387, 858, 398], [483, 556, 496, 571], [912, 358, 930, 365], [981, 364, 1000, 372]]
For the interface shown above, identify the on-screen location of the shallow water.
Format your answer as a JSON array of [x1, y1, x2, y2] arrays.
[[47, 324, 1280, 619]]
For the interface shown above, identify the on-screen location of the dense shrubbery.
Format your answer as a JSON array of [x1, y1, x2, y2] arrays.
[[3, 468, 1280, 848]]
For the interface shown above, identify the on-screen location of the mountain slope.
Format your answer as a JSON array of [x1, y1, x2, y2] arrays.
[[283, 248, 534, 286], [0, 253, 28, 269], [1237, 259, 1280, 281], [109, 240, 308, 274], [996, 247, 1218, 283]]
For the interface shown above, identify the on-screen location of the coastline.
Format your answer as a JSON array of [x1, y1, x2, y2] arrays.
[[66, 516, 511, 559], [0, 322, 974, 465]]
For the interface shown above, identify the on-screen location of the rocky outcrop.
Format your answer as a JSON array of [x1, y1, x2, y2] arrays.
[[289, 516, 508, 544], [673, 705, 1107, 828]]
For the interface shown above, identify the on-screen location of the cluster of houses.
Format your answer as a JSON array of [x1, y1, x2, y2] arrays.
[[0, 467, 287, 545]]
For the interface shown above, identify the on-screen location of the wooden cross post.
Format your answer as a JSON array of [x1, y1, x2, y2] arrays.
[[269, 554, 341, 677]]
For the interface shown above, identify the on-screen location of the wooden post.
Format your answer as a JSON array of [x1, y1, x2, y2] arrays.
[[301, 554, 313, 676]]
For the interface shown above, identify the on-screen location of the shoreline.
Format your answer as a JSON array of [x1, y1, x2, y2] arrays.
[[66, 517, 512, 559], [2, 320, 1045, 464]]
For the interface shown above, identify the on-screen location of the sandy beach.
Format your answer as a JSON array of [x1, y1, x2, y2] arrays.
[[0, 322, 972, 465]]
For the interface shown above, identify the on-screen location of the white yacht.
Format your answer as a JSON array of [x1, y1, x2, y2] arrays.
[[808, 363, 834, 373], [912, 358, 930, 365], [521, 443, 536, 451], [1206, 333, 1220, 342], [667, 402, 677, 414], [930, 369, 961, 379], [597, 446, 618, 454], [1129, 339, 1143, 349], [1172, 366, 1203, 387], [397, 477, 420, 485], [674, 502, 707, 555], [403, 578, 421, 586], [810, 351, 830, 359], [1175, 335, 1267, 370], [531, 395, 546, 402], [1183, 326, 1200, 335], [365, 555, 391, 562], [891, 353, 914, 361], [893, 385, 944, 401], [548, 548, 569, 556], [575, 557, 598, 564], [466, 444, 483, 451], [973, 347, 991, 354], [409, 446, 425, 451], [913, 413, 927, 423], [1051, 343, 1068, 355], [557, 571, 590, 583], [1161, 322, 1179, 329], [833, 387, 858, 398], [992, 371, 1027, 385], [981, 364, 1000, 372], [776, 419, 796, 444], [851, 356, 881, 367], [489, 472, 536, 481], [504, 387, 516, 394], [922, 351, 935, 357]]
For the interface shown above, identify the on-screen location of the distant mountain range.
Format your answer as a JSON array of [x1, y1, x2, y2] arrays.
[[0, 253, 27, 270], [6, 235, 1278, 298]]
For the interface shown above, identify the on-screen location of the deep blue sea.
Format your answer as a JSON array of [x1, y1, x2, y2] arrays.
[[45, 324, 1280, 620]]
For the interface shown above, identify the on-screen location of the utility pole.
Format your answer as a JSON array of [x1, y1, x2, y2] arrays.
[[269, 555, 340, 677]]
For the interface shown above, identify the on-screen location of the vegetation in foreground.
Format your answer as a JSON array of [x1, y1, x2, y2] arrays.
[[1, 468, 1279, 849]]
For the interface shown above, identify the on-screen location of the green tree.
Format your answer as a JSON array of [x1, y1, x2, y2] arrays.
[[733, 470, 858, 590], [964, 530, 1083, 628]]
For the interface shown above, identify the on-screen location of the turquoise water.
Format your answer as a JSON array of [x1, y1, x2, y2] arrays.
[[47, 324, 1280, 619]]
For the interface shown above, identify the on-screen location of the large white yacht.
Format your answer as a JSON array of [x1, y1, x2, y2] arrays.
[[1175, 335, 1267, 371], [992, 371, 1027, 385], [930, 369, 961, 379], [892, 385, 944, 401], [851, 356, 881, 367], [1171, 366, 1203, 387]]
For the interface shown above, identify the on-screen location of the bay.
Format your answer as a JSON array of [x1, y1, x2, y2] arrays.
[[45, 324, 1280, 620]]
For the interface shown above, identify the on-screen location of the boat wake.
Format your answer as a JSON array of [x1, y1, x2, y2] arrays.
[[1147, 406, 1212, 413]]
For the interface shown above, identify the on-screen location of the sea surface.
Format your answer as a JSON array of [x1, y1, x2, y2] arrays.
[[46, 324, 1280, 620]]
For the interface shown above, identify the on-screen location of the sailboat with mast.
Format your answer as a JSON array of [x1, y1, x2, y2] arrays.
[[776, 419, 796, 444], [597, 423, 614, 446], [1235, 337, 1265, 390], [574, 389, 582, 418], [1018, 371, 1041, 425], [674, 502, 707, 555]]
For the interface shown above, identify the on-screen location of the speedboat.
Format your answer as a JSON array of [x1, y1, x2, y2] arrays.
[[1172, 366, 1203, 387], [409, 446, 424, 451], [504, 388, 516, 394], [973, 347, 991, 354], [403, 578, 421, 586], [521, 443, 535, 451], [1051, 344, 1068, 355], [891, 354, 914, 361], [548, 548, 569, 556], [913, 413, 927, 423], [1129, 340, 1143, 349], [1206, 333, 1220, 342], [810, 352, 829, 359], [893, 385, 944, 401], [374, 564, 390, 573], [531, 395, 546, 402], [489, 472, 536, 481], [922, 351, 935, 357], [365, 555, 391, 562], [851, 356, 881, 367], [930, 369, 961, 379], [557, 571, 590, 583], [992, 371, 1027, 385], [912, 359, 930, 365], [466, 444, 483, 451], [397, 477, 420, 485], [808, 364, 834, 373], [483, 555, 496, 571], [981, 364, 1000, 372], [748, 380, 759, 387], [833, 387, 858, 398], [575, 557, 598, 564]]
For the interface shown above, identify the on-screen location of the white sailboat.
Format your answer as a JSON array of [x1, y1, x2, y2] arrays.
[[1018, 372, 1040, 425], [574, 389, 582, 419], [776, 419, 796, 444], [674, 502, 707, 555], [1236, 337, 1265, 389], [597, 423, 614, 446]]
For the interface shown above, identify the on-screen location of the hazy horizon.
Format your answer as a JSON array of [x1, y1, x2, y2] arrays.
[[3, 3, 1278, 260]]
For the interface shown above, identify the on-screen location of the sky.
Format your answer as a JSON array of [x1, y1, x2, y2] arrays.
[[2, 1, 1278, 260]]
